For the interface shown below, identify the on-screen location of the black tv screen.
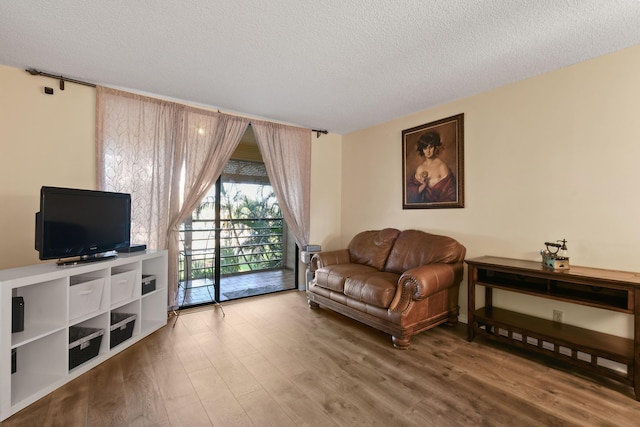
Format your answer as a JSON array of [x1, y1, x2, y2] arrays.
[[35, 186, 131, 262]]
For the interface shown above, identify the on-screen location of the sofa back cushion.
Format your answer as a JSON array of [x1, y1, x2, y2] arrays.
[[384, 229, 466, 274], [348, 228, 401, 271]]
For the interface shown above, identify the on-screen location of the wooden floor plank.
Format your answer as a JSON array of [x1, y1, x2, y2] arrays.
[[119, 344, 169, 426], [290, 369, 388, 427], [0, 393, 51, 427], [199, 394, 255, 427], [44, 374, 89, 427], [237, 352, 338, 426], [162, 393, 213, 427], [236, 388, 296, 427], [86, 358, 128, 426]]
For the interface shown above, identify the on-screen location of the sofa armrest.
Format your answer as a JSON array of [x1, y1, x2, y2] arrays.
[[389, 262, 464, 311], [310, 249, 350, 272]]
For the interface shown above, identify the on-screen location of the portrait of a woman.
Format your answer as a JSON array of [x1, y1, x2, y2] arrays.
[[406, 131, 457, 203], [402, 114, 464, 209]]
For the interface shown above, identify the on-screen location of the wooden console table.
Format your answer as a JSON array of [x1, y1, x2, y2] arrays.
[[466, 256, 640, 400]]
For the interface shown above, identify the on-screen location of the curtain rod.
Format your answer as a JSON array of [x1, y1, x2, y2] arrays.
[[26, 67, 96, 89], [26, 67, 329, 137]]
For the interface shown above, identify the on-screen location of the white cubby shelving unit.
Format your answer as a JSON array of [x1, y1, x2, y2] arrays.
[[0, 250, 167, 421]]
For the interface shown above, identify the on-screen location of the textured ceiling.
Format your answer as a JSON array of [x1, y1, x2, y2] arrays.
[[1, 1, 640, 135]]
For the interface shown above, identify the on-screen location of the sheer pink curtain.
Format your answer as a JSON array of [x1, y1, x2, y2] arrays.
[[252, 120, 312, 249], [96, 86, 181, 252], [166, 111, 249, 306]]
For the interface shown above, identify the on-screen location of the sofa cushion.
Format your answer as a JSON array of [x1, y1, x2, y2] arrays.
[[314, 263, 379, 293], [343, 271, 400, 308], [348, 228, 401, 271], [384, 230, 466, 274]]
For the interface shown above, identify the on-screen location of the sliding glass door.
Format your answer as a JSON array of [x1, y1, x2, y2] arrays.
[[177, 160, 297, 308]]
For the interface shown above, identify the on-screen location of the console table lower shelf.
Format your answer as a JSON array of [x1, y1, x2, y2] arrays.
[[472, 307, 634, 385], [466, 256, 640, 400]]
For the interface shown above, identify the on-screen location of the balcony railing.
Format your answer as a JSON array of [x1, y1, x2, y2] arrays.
[[178, 217, 285, 283]]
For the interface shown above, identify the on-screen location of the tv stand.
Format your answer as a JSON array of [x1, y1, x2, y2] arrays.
[[0, 250, 168, 421], [466, 256, 640, 400]]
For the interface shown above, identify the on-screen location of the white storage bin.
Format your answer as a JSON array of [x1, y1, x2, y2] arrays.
[[69, 278, 105, 320], [110, 270, 136, 305]]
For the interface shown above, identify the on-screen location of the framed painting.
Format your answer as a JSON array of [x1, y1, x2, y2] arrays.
[[402, 113, 464, 209]]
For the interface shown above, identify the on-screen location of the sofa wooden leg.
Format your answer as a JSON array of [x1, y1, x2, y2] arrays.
[[308, 300, 320, 309], [392, 335, 410, 350], [446, 314, 459, 326]]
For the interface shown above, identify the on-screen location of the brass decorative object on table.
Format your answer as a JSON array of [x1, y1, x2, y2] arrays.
[[540, 239, 569, 270]]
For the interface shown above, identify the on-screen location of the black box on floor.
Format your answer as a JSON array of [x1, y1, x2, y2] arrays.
[[141, 274, 156, 295], [11, 348, 16, 374], [69, 326, 104, 370], [110, 312, 136, 349]]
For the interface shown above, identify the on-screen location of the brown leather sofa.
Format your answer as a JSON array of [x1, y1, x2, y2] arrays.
[[308, 228, 466, 349]]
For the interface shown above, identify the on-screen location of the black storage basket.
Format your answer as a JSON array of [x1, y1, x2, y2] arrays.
[[69, 326, 104, 370], [141, 274, 156, 295], [110, 312, 136, 349]]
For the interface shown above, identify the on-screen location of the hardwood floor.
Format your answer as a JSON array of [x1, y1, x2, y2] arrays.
[[3, 290, 640, 426]]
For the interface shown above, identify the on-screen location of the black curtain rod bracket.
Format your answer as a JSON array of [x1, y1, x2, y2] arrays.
[[312, 129, 328, 138]]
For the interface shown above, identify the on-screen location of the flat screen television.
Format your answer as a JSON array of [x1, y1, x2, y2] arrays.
[[35, 186, 131, 264]]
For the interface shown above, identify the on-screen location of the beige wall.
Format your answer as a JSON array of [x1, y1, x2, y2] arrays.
[[309, 132, 342, 250], [0, 65, 96, 268], [341, 44, 640, 337]]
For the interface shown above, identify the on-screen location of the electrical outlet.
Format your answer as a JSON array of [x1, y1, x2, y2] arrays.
[[553, 310, 563, 323]]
